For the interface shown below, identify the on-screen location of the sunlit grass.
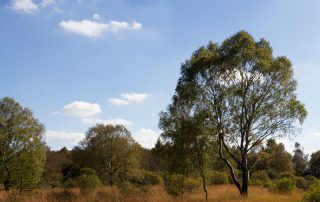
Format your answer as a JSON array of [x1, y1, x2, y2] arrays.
[[0, 185, 304, 202]]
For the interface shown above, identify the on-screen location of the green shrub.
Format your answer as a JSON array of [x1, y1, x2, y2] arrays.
[[63, 178, 77, 189], [279, 172, 295, 179], [49, 190, 77, 202], [295, 176, 308, 190], [142, 171, 162, 185], [79, 167, 97, 176], [165, 174, 200, 196], [77, 174, 101, 194], [209, 171, 229, 185], [263, 180, 274, 189], [251, 170, 270, 186], [303, 180, 320, 202], [274, 178, 295, 194]]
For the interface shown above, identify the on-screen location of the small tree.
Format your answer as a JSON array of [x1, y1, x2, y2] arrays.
[[293, 142, 308, 176], [79, 124, 137, 186]]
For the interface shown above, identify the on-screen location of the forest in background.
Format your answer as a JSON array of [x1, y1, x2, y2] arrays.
[[1, 31, 320, 202]]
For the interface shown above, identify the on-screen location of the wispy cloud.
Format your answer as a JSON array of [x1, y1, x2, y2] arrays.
[[133, 128, 160, 149], [82, 118, 132, 126], [41, 0, 55, 7], [61, 101, 101, 117], [11, 0, 39, 14], [59, 14, 142, 38], [109, 92, 149, 106]]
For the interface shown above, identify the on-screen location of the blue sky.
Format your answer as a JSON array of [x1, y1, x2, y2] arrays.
[[1, 0, 320, 153]]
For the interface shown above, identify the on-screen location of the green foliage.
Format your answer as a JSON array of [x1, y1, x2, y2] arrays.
[[274, 178, 295, 194], [251, 170, 270, 186], [303, 180, 320, 202], [80, 167, 97, 176], [0, 97, 46, 191], [49, 190, 77, 202], [293, 142, 308, 176], [308, 151, 320, 178], [165, 174, 200, 196], [142, 170, 162, 185], [295, 176, 308, 190], [77, 174, 101, 194], [78, 124, 138, 186], [63, 178, 77, 189], [208, 171, 229, 185]]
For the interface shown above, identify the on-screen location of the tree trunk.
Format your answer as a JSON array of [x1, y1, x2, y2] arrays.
[[4, 179, 10, 192], [240, 153, 249, 197], [200, 170, 208, 201], [109, 173, 114, 186]]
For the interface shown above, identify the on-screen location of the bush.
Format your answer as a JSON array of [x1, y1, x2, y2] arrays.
[[79, 167, 97, 176], [295, 176, 308, 190], [263, 180, 274, 189], [208, 171, 229, 185], [251, 170, 270, 186], [274, 178, 295, 194], [165, 174, 200, 196], [49, 190, 77, 202], [64, 178, 78, 189], [303, 180, 320, 202], [77, 174, 101, 194], [142, 170, 162, 185]]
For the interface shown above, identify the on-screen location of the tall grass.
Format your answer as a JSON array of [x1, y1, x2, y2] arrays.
[[0, 185, 304, 202]]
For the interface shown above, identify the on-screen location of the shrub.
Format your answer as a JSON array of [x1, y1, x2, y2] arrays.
[[165, 174, 200, 196], [209, 171, 229, 185], [77, 174, 101, 194], [279, 172, 295, 180], [49, 190, 77, 202], [64, 178, 77, 189], [79, 167, 97, 176], [263, 180, 274, 189], [142, 171, 162, 185], [274, 178, 295, 194], [251, 170, 270, 186], [303, 180, 320, 202], [295, 176, 308, 190]]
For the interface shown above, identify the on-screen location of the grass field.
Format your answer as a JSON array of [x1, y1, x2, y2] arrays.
[[0, 185, 305, 202]]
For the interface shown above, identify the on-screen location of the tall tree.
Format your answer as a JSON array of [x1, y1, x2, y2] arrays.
[[308, 150, 320, 178], [0, 97, 46, 191], [166, 31, 307, 196], [79, 124, 138, 186], [292, 142, 308, 176]]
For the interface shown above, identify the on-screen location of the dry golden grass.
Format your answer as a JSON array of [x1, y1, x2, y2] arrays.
[[0, 185, 304, 202]]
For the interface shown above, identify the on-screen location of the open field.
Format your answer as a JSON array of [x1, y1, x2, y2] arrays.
[[0, 185, 305, 202]]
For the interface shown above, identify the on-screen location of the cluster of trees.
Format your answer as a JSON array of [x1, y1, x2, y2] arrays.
[[1, 31, 320, 200]]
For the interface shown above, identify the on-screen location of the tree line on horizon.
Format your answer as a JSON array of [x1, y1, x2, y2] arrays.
[[1, 31, 320, 201]]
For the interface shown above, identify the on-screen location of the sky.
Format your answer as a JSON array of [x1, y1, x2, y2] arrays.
[[0, 0, 320, 154]]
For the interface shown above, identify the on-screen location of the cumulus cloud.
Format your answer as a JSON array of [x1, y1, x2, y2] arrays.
[[82, 118, 132, 126], [59, 15, 142, 38], [45, 130, 85, 150], [313, 131, 320, 138], [133, 128, 160, 149], [109, 93, 149, 106], [11, 0, 39, 13], [62, 101, 101, 117]]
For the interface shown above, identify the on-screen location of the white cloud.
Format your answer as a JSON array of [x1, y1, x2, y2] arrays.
[[93, 13, 100, 20], [109, 92, 149, 106], [11, 0, 38, 14], [313, 131, 320, 138], [108, 98, 131, 106], [62, 101, 101, 117], [45, 130, 85, 150], [59, 15, 142, 38], [133, 128, 160, 149], [82, 118, 132, 126], [41, 0, 54, 7]]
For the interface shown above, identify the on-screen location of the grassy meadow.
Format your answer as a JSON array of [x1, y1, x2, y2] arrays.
[[0, 185, 305, 202]]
